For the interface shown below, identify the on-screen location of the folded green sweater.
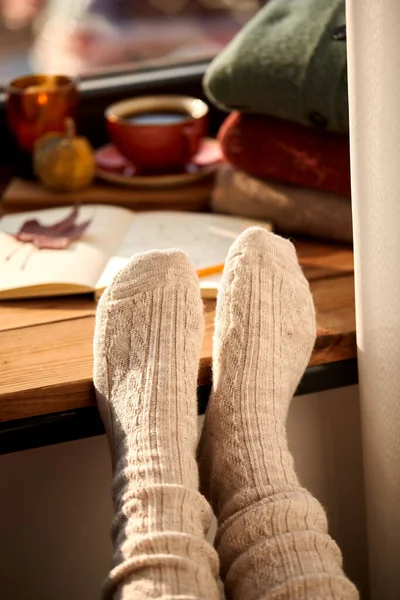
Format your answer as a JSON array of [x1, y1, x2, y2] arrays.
[[204, 0, 347, 133]]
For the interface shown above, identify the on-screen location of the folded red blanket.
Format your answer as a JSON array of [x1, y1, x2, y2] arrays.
[[218, 112, 351, 198]]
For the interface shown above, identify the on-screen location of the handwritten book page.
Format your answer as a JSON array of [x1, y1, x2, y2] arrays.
[[96, 212, 272, 298], [0, 205, 134, 299], [0, 205, 272, 300]]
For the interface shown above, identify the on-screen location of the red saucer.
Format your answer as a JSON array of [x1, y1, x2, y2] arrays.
[[95, 138, 222, 188]]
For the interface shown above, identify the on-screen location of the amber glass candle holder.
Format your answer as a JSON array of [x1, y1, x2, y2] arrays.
[[6, 74, 78, 154]]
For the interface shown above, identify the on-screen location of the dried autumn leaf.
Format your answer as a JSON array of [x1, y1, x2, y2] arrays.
[[5, 205, 93, 269], [14, 205, 92, 250]]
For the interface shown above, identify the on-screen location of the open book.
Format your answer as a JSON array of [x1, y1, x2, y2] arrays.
[[0, 205, 272, 300]]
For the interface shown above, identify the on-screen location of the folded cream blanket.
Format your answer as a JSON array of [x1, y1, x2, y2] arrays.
[[212, 164, 352, 243]]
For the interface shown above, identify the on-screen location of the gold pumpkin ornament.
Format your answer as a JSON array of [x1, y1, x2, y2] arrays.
[[34, 118, 95, 192]]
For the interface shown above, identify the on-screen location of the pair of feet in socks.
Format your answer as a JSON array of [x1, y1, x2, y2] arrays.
[[94, 228, 358, 600]]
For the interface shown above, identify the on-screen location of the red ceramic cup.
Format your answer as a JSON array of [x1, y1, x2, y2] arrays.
[[105, 95, 209, 171]]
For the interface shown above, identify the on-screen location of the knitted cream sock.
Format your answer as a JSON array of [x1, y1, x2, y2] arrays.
[[198, 228, 359, 600], [94, 250, 220, 600]]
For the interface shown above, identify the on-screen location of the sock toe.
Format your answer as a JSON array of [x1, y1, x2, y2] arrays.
[[105, 249, 199, 302], [225, 227, 302, 277]]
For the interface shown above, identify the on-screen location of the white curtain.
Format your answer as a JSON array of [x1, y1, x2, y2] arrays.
[[346, 2, 400, 598]]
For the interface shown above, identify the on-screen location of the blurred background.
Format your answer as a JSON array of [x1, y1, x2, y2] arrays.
[[0, 0, 264, 83]]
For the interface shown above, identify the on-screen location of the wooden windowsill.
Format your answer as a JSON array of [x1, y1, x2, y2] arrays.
[[0, 221, 357, 454]]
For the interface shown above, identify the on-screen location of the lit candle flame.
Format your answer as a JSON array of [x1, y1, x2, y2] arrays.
[[37, 93, 48, 106]]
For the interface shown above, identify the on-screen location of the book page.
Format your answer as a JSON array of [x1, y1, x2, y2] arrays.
[[0, 204, 135, 296], [96, 211, 272, 295]]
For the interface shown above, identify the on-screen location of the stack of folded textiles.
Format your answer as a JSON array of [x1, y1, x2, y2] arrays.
[[204, 0, 352, 244]]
